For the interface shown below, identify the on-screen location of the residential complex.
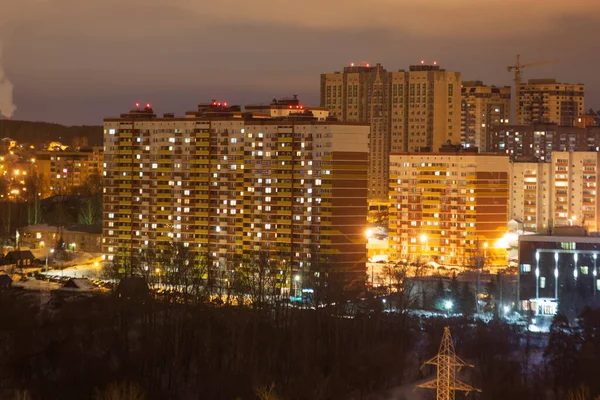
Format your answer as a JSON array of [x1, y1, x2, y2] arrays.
[[35, 146, 103, 197], [461, 81, 511, 150], [517, 79, 585, 126], [509, 152, 600, 233], [488, 124, 600, 161], [320, 62, 461, 200], [102, 103, 369, 284], [388, 152, 509, 266]]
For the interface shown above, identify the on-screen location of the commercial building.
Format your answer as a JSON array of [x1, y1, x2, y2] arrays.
[[518, 233, 600, 316], [488, 124, 600, 161], [320, 62, 461, 200], [103, 103, 370, 285], [461, 81, 511, 150], [508, 152, 600, 233], [35, 147, 103, 197], [388, 151, 509, 266], [517, 79, 585, 126]]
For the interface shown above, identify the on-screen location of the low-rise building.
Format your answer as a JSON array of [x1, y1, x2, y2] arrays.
[[21, 223, 102, 253], [35, 146, 103, 198], [518, 233, 600, 317]]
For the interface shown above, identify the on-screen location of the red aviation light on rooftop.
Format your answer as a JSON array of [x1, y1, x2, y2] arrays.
[[135, 102, 140, 108], [366, 63, 370, 67], [433, 61, 437, 65], [350, 62, 355, 67], [212, 101, 216, 105], [421, 60, 425, 64], [146, 103, 151, 108], [224, 102, 228, 106]]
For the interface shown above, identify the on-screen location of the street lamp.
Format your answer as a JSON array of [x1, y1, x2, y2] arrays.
[[46, 248, 54, 272], [444, 300, 453, 316], [420, 234, 428, 260]]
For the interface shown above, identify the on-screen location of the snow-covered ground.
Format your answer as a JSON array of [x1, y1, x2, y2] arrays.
[[41, 262, 102, 280], [13, 279, 61, 291]]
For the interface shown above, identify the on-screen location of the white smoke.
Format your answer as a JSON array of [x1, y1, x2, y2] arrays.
[[0, 44, 16, 118]]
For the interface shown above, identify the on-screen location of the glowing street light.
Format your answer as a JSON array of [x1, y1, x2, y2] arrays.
[[444, 300, 453, 316]]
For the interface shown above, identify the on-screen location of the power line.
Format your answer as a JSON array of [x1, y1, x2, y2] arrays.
[[418, 326, 480, 400]]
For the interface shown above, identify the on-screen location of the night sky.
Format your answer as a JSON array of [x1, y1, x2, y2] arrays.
[[2, 0, 600, 125]]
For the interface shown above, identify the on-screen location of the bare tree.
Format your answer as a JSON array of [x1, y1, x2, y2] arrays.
[[381, 259, 427, 314]]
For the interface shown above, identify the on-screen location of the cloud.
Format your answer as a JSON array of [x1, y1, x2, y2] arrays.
[[1, 0, 600, 123]]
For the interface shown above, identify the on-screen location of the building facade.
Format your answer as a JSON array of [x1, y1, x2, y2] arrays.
[[103, 103, 370, 285], [388, 152, 509, 266], [488, 124, 600, 161], [518, 234, 600, 316], [508, 152, 600, 234], [22, 223, 102, 253], [320, 63, 462, 200], [517, 79, 585, 126], [36, 147, 103, 197], [461, 81, 511, 150], [508, 162, 552, 233]]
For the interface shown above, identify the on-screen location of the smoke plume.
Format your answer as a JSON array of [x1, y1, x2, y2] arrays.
[[0, 44, 16, 118]]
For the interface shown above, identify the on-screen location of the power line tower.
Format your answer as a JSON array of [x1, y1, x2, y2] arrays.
[[418, 326, 480, 400]]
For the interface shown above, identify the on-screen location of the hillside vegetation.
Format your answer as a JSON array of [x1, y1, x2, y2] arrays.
[[0, 120, 102, 147]]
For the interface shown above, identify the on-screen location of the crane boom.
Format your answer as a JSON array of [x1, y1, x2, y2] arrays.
[[507, 54, 560, 124]]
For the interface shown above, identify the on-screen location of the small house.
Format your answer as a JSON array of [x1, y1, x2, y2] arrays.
[[1, 251, 35, 267], [60, 278, 97, 292]]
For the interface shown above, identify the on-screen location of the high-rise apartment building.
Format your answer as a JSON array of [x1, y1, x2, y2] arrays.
[[508, 152, 600, 233], [489, 124, 600, 161], [388, 152, 509, 266], [551, 152, 599, 231], [320, 63, 461, 199], [461, 81, 511, 149], [102, 103, 370, 284], [517, 79, 584, 126], [508, 162, 552, 232], [35, 146, 103, 197]]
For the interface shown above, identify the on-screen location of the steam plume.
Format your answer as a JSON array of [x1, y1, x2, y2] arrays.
[[0, 43, 16, 118]]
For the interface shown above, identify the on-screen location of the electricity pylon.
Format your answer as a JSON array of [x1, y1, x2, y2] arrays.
[[417, 327, 480, 400]]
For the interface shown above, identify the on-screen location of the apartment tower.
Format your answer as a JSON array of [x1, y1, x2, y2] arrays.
[[517, 79, 584, 126], [461, 81, 511, 149], [388, 152, 509, 266], [321, 62, 462, 200], [102, 103, 370, 285]]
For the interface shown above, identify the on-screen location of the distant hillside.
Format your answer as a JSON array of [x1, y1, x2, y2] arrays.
[[0, 120, 102, 147]]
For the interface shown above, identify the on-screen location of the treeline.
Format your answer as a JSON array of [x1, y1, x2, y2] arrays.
[[0, 120, 102, 147], [0, 286, 558, 400], [0, 245, 589, 400]]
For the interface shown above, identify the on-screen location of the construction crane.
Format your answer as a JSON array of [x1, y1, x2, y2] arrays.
[[417, 327, 480, 400], [507, 54, 559, 123]]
